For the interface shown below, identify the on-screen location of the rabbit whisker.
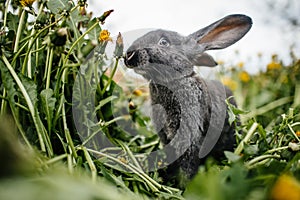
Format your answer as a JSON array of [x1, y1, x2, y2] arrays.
[[127, 51, 136, 61]]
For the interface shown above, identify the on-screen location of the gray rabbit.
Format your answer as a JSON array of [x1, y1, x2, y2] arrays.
[[124, 14, 252, 188]]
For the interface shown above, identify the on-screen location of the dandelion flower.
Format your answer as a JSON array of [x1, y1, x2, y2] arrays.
[[270, 174, 300, 200], [133, 89, 143, 96], [221, 77, 237, 91], [99, 30, 112, 42], [296, 131, 300, 137], [267, 61, 282, 71], [239, 71, 250, 83], [19, 0, 36, 7]]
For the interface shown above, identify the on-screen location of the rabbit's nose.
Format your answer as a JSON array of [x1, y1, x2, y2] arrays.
[[125, 50, 139, 68]]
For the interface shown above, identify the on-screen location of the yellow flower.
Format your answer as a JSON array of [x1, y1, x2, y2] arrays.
[[19, 0, 36, 7], [296, 131, 300, 137], [270, 174, 300, 200], [133, 89, 143, 96], [237, 62, 244, 68], [267, 61, 282, 71], [239, 71, 250, 83], [221, 77, 237, 91], [99, 30, 112, 42]]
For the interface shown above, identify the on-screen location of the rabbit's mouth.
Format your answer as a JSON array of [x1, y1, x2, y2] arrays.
[[124, 49, 150, 68]]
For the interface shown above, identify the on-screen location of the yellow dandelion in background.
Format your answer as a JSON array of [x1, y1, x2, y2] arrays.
[[19, 0, 36, 7], [270, 174, 300, 200], [296, 131, 300, 137], [133, 89, 143, 96], [221, 77, 237, 91], [99, 30, 112, 42], [237, 62, 244, 68], [239, 71, 250, 83], [267, 61, 282, 71]]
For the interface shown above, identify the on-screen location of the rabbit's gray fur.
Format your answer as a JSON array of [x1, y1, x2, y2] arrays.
[[124, 14, 252, 187]]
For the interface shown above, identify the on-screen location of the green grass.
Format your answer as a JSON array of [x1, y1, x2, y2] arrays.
[[0, 1, 300, 199]]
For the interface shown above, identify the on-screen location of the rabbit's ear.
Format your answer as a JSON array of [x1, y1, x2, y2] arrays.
[[189, 14, 252, 50], [193, 53, 217, 67]]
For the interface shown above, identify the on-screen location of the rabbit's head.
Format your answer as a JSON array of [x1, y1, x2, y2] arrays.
[[124, 14, 252, 82]]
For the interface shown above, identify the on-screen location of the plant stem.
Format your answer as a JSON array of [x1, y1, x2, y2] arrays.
[[242, 96, 293, 120], [82, 146, 97, 182], [35, 40, 40, 77], [101, 58, 119, 96], [266, 146, 289, 154], [117, 140, 143, 170], [46, 47, 54, 89], [45, 153, 68, 165], [291, 122, 300, 127], [25, 1, 45, 77], [13, 8, 26, 53], [245, 154, 280, 168], [67, 154, 74, 173], [18, 14, 64, 68], [61, 68, 78, 159], [2, 0, 10, 29], [234, 122, 258, 155], [288, 124, 300, 142], [26, 29, 36, 78], [0, 89, 7, 115], [0, 0, 12, 111], [86, 148, 160, 193]]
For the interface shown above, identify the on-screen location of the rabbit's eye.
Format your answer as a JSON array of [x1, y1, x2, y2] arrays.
[[158, 38, 170, 47]]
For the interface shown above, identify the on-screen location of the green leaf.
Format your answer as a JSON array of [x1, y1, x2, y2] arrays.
[[228, 108, 236, 125], [99, 165, 130, 191], [220, 164, 251, 200], [47, 0, 69, 14], [224, 151, 241, 162], [87, 18, 101, 42], [19, 74, 38, 107], [40, 89, 57, 131], [226, 98, 248, 125], [244, 143, 259, 156], [0, 60, 18, 103], [6, 12, 19, 33]]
